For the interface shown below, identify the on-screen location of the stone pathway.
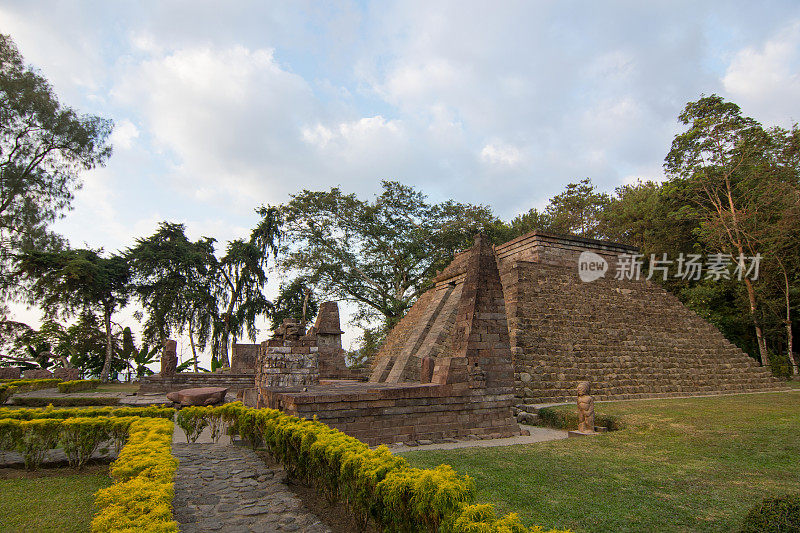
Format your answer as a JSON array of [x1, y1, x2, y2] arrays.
[[386, 424, 567, 453], [172, 443, 330, 533]]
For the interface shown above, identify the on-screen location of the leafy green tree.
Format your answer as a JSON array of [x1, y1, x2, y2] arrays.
[[280, 181, 497, 328], [126, 222, 217, 352], [16, 248, 129, 381], [0, 34, 112, 293], [544, 178, 611, 238], [212, 206, 280, 367], [64, 311, 124, 378], [270, 276, 318, 331], [665, 95, 773, 365]]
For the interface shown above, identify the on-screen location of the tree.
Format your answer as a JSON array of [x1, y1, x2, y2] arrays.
[[665, 95, 772, 365], [16, 248, 129, 381], [280, 181, 498, 328], [212, 206, 280, 367], [0, 34, 112, 293], [126, 222, 217, 352], [544, 178, 611, 238], [270, 276, 318, 331]]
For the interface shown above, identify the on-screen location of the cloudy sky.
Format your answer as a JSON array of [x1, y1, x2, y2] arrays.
[[4, 1, 800, 363]]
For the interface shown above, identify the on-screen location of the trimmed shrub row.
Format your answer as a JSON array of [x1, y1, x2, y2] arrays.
[[0, 416, 137, 469], [0, 405, 175, 420], [1, 378, 61, 393], [0, 384, 17, 404], [183, 402, 569, 533], [58, 379, 100, 393], [91, 417, 178, 533], [12, 396, 121, 407], [537, 406, 622, 432]]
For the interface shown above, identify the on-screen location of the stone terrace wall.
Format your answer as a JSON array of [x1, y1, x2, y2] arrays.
[[139, 372, 255, 393], [256, 339, 319, 391], [258, 381, 520, 446]]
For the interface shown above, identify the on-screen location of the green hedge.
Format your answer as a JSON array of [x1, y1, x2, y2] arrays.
[[58, 379, 100, 393], [740, 494, 800, 533], [91, 417, 178, 533], [13, 396, 121, 407], [184, 402, 569, 533], [0, 405, 175, 420], [0, 416, 137, 469], [537, 406, 622, 432], [0, 384, 17, 404], [2, 378, 61, 393]]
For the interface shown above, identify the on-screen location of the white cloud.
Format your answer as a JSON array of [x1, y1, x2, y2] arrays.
[[480, 141, 525, 168], [722, 21, 800, 125], [109, 119, 139, 150]]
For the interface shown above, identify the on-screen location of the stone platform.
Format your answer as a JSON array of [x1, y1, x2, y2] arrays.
[[256, 380, 522, 446], [138, 372, 255, 394]]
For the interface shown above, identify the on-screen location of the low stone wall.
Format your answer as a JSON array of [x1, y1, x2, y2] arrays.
[[257, 381, 521, 446], [138, 372, 255, 393]]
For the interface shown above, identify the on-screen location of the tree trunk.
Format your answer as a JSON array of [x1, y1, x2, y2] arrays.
[[742, 277, 769, 366], [189, 328, 199, 373], [782, 267, 798, 376], [100, 303, 114, 383]]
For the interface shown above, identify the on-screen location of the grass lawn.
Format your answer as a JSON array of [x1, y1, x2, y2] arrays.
[[0, 467, 111, 532], [401, 390, 800, 533]]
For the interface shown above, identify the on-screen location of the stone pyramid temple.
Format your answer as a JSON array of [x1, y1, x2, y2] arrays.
[[369, 231, 786, 403]]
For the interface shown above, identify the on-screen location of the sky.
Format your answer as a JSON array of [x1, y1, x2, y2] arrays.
[[3, 1, 800, 367]]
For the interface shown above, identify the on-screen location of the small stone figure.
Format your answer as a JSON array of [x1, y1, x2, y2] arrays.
[[161, 339, 178, 377], [576, 381, 595, 433]]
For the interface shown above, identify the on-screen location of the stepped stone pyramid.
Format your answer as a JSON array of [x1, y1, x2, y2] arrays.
[[370, 230, 787, 403]]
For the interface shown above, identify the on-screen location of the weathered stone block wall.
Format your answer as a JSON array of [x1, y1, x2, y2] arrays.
[[0, 367, 22, 379], [231, 344, 259, 373], [505, 261, 785, 402], [258, 382, 520, 446], [256, 339, 319, 391], [138, 372, 255, 393]]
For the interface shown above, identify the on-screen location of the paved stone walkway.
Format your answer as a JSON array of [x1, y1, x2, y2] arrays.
[[172, 443, 330, 533]]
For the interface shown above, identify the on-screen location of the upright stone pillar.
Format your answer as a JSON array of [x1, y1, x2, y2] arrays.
[[161, 339, 178, 377]]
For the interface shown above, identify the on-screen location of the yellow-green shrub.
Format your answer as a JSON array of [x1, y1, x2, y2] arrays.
[[0, 384, 17, 403], [18, 418, 62, 469], [175, 406, 209, 443], [2, 378, 61, 393], [0, 405, 175, 420], [58, 379, 100, 393], [92, 417, 178, 533]]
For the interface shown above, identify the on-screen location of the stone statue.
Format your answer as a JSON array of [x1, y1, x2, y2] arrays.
[[577, 381, 595, 433], [161, 339, 178, 377]]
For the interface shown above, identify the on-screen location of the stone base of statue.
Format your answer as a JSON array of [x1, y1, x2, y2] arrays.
[[568, 426, 608, 437]]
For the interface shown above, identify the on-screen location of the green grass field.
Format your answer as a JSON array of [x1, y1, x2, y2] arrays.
[[0, 468, 111, 532], [402, 390, 800, 533]]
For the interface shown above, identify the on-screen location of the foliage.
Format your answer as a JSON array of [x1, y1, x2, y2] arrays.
[[92, 417, 178, 533], [17, 418, 61, 469], [0, 34, 112, 293], [3, 377, 61, 392], [0, 404, 175, 420], [543, 178, 610, 238], [126, 221, 217, 348], [280, 180, 499, 329], [15, 248, 129, 381], [0, 383, 17, 403], [212, 205, 280, 367], [740, 494, 800, 533], [182, 402, 556, 532], [270, 275, 318, 331], [175, 406, 209, 443], [60, 417, 128, 468], [58, 379, 100, 393]]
